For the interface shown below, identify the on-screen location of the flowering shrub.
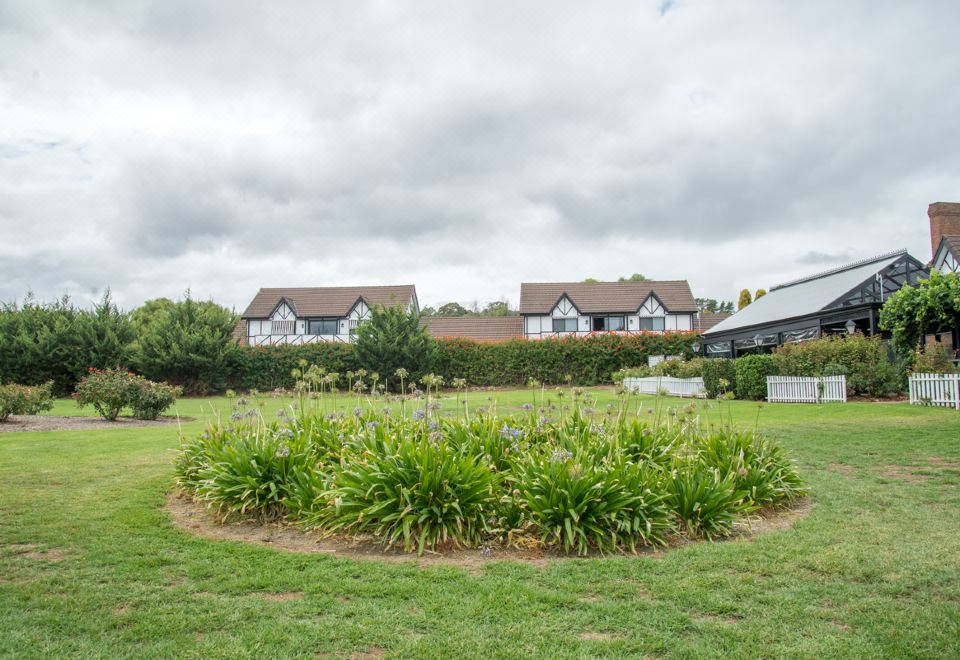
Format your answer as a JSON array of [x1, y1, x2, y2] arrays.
[[74, 368, 180, 420], [129, 380, 183, 420], [75, 368, 139, 420], [0, 382, 54, 421], [175, 394, 806, 556]]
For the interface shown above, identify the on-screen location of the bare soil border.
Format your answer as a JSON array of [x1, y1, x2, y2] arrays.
[[167, 493, 812, 568], [0, 415, 190, 434]]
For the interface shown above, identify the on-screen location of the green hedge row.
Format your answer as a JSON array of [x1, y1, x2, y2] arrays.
[[226, 343, 359, 391], [650, 335, 904, 400], [431, 333, 698, 386], [227, 333, 698, 391]]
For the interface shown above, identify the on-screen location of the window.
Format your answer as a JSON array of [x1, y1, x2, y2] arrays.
[[592, 316, 625, 331], [307, 319, 338, 335], [639, 317, 665, 331], [553, 318, 577, 333], [271, 319, 295, 335]]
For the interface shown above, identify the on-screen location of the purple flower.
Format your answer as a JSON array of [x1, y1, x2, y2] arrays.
[[520, 403, 534, 411], [353, 407, 362, 417], [550, 449, 573, 464], [412, 409, 426, 420], [275, 444, 291, 458]]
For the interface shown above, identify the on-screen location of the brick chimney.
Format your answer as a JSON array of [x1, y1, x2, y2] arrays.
[[929, 202, 960, 257]]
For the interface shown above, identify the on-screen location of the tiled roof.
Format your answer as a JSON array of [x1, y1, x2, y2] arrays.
[[240, 285, 416, 318], [941, 235, 960, 258], [229, 318, 247, 343], [519, 281, 697, 314], [696, 312, 731, 332], [419, 316, 523, 341]]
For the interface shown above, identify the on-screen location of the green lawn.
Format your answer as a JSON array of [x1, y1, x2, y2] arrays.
[[1, 390, 959, 658]]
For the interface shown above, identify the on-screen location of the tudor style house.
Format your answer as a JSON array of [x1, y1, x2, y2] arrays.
[[236, 285, 418, 345], [930, 202, 960, 275], [518, 281, 698, 339]]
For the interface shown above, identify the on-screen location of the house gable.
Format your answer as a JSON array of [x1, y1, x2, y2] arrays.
[[550, 295, 579, 318], [934, 236, 960, 274], [638, 293, 666, 316]]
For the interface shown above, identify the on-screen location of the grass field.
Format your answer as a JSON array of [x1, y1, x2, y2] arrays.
[[1, 389, 959, 658]]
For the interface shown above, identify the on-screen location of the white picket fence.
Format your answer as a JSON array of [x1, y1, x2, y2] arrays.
[[623, 376, 706, 398], [908, 373, 960, 410], [766, 375, 847, 403]]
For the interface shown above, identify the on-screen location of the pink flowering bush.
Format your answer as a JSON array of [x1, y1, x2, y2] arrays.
[[0, 382, 54, 422], [74, 368, 181, 421]]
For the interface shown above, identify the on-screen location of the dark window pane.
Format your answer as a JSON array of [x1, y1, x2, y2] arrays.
[[308, 319, 338, 335], [592, 317, 606, 331], [553, 318, 576, 332]]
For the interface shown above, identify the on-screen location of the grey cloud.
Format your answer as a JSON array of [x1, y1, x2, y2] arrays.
[[797, 251, 854, 266], [1, 1, 957, 309]]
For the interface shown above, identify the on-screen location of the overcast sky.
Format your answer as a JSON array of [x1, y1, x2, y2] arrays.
[[1, 1, 958, 312]]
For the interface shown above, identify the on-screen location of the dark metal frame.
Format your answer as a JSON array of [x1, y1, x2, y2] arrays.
[[701, 254, 929, 357]]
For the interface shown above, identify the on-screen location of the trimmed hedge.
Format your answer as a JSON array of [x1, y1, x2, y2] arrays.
[[226, 343, 359, 391], [734, 355, 778, 400], [653, 335, 904, 400], [700, 358, 736, 398], [431, 333, 698, 386], [226, 333, 698, 391]]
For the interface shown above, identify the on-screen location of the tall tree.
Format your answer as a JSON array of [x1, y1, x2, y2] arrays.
[[695, 298, 735, 314], [353, 305, 435, 388], [617, 273, 650, 282], [481, 300, 515, 317], [738, 289, 753, 310], [131, 294, 238, 393], [436, 302, 469, 317], [754, 289, 767, 301]]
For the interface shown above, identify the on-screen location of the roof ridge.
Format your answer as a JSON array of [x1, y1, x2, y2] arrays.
[[520, 280, 686, 285], [770, 249, 907, 291], [258, 284, 414, 291]]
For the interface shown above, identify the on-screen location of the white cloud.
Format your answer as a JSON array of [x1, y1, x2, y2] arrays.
[[1, 0, 957, 311]]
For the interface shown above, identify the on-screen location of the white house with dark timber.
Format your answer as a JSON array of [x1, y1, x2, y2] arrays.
[[518, 281, 698, 339], [930, 202, 960, 275], [236, 285, 418, 345]]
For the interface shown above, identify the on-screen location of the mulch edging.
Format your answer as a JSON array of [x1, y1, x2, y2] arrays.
[[0, 415, 188, 434]]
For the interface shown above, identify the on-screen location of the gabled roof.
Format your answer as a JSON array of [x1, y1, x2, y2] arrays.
[[704, 250, 912, 336], [934, 235, 960, 262], [241, 285, 416, 319], [696, 312, 731, 332], [519, 281, 697, 315], [419, 316, 523, 341], [229, 317, 247, 343]]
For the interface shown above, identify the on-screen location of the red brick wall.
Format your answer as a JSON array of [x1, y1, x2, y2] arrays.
[[929, 202, 960, 257]]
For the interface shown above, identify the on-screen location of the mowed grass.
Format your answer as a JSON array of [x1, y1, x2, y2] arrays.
[[1, 389, 959, 658]]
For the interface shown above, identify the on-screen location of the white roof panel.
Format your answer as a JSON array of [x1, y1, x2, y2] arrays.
[[704, 251, 906, 336]]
